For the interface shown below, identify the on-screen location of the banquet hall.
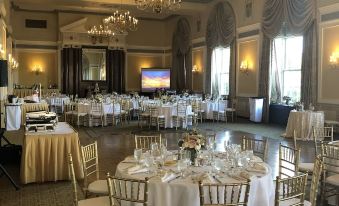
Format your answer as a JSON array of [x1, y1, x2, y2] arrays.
[[0, 0, 339, 205]]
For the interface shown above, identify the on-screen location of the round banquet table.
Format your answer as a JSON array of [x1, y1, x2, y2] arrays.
[[115, 155, 274, 206], [201, 100, 228, 120], [285, 110, 324, 140]]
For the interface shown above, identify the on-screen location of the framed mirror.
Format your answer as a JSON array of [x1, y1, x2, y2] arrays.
[[82, 49, 106, 81]]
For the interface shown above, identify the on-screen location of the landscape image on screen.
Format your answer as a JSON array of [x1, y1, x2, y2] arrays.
[[141, 69, 170, 92]]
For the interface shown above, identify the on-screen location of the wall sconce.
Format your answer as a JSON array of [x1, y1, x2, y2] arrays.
[[192, 65, 198, 73], [8, 54, 19, 69], [33, 65, 42, 75], [329, 51, 339, 69], [240, 60, 250, 75]]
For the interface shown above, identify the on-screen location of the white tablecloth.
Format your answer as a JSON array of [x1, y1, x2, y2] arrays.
[[285, 110, 324, 140], [5, 104, 21, 131], [156, 104, 192, 128], [201, 100, 228, 120], [115, 156, 274, 206]]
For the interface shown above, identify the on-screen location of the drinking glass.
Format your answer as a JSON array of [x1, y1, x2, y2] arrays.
[[134, 148, 142, 165], [143, 152, 154, 174], [177, 159, 188, 177]]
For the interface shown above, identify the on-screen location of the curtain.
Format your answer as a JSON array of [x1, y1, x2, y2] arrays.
[[260, 0, 316, 122], [61, 48, 82, 96], [171, 18, 192, 91], [107, 49, 125, 94], [205, 2, 236, 98]]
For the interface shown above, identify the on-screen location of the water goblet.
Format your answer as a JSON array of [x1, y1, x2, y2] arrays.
[[134, 148, 142, 165]]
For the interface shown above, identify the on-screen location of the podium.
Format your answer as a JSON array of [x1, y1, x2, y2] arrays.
[[249, 97, 264, 123]]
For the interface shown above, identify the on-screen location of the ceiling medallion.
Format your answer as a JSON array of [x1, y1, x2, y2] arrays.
[[135, 0, 182, 14]]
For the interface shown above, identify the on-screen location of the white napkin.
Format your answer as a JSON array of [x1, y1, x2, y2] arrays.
[[161, 172, 178, 183], [127, 165, 148, 175], [247, 163, 268, 174]]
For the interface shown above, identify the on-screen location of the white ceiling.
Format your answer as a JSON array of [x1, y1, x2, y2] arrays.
[[11, 0, 215, 20]]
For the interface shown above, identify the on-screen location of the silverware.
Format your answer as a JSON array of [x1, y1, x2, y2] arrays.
[[213, 175, 222, 183]]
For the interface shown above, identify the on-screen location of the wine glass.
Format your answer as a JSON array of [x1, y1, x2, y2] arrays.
[[134, 148, 142, 165], [177, 159, 188, 177], [143, 152, 154, 174]]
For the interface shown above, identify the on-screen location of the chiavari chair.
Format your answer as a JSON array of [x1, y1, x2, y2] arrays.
[[112, 100, 122, 126], [274, 173, 308, 206], [149, 106, 165, 131], [308, 156, 323, 206], [134, 134, 162, 151], [279, 144, 300, 179], [72, 103, 87, 127], [192, 99, 204, 124], [68, 154, 110, 206], [241, 136, 268, 162], [226, 99, 237, 122], [138, 102, 151, 128], [172, 101, 188, 130], [89, 102, 104, 127], [106, 173, 149, 206], [80, 141, 108, 197], [198, 180, 251, 206], [213, 99, 227, 122], [320, 142, 339, 205], [64, 102, 75, 123]]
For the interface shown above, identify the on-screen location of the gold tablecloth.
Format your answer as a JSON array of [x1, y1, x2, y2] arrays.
[[20, 122, 84, 184], [13, 89, 60, 98], [21, 103, 49, 125]]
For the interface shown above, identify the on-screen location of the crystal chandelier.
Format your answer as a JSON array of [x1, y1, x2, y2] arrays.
[[87, 24, 115, 44], [103, 10, 138, 34], [135, 0, 182, 13]]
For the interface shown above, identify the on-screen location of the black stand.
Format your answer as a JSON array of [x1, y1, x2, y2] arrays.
[[0, 104, 20, 190], [0, 163, 20, 190]]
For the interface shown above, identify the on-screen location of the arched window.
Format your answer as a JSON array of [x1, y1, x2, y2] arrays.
[[211, 47, 231, 96]]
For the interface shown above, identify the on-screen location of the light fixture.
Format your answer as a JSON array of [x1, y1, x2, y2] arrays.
[[240, 60, 250, 75], [192, 65, 198, 73], [33, 65, 42, 75], [135, 0, 182, 14], [329, 51, 339, 69], [8, 54, 19, 70], [87, 24, 115, 44], [103, 9, 138, 34]]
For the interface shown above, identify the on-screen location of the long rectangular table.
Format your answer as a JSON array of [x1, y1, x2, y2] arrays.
[[20, 122, 84, 184]]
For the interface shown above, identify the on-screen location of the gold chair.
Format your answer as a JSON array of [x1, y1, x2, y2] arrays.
[[274, 173, 308, 206], [68, 154, 110, 206], [241, 136, 268, 162], [279, 144, 300, 179], [320, 142, 339, 205], [212, 100, 227, 122], [226, 99, 237, 122], [89, 102, 104, 127], [172, 101, 188, 130], [138, 103, 151, 128], [64, 102, 75, 123], [198, 180, 251, 206], [134, 134, 162, 150], [192, 100, 204, 124], [106, 173, 149, 206], [307, 156, 323, 206], [80, 141, 108, 197], [72, 103, 88, 127], [149, 106, 165, 131]]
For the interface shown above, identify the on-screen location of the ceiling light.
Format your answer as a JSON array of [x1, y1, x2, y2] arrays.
[[135, 0, 182, 14]]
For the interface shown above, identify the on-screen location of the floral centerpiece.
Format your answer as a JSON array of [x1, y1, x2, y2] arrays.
[[178, 129, 205, 162], [94, 94, 103, 103]]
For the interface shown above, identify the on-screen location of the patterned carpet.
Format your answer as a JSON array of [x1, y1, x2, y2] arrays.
[[0, 119, 285, 206]]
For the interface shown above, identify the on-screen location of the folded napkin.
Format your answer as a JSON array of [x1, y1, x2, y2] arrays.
[[127, 165, 148, 175], [247, 163, 268, 174], [161, 172, 178, 183]]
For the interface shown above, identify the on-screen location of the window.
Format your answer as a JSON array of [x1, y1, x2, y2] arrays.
[[211, 47, 231, 96], [270, 36, 303, 103]]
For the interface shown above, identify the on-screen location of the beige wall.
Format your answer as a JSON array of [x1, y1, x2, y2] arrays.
[[320, 25, 339, 101], [237, 39, 259, 96], [12, 11, 58, 42], [192, 48, 204, 92], [17, 51, 58, 89], [126, 54, 163, 91]]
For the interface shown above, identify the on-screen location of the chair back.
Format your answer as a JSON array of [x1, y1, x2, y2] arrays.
[[107, 173, 149, 206], [309, 156, 323, 206], [241, 136, 268, 162], [279, 144, 300, 178], [274, 173, 308, 206], [198, 181, 251, 206], [321, 142, 339, 175], [177, 101, 187, 117], [80, 141, 99, 187], [135, 135, 162, 150], [313, 126, 334, 155], [217, 100, 227, 112], [91, 102, 103, 115], [149, 106, 159, 117], [68, 153, 79, 206]]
